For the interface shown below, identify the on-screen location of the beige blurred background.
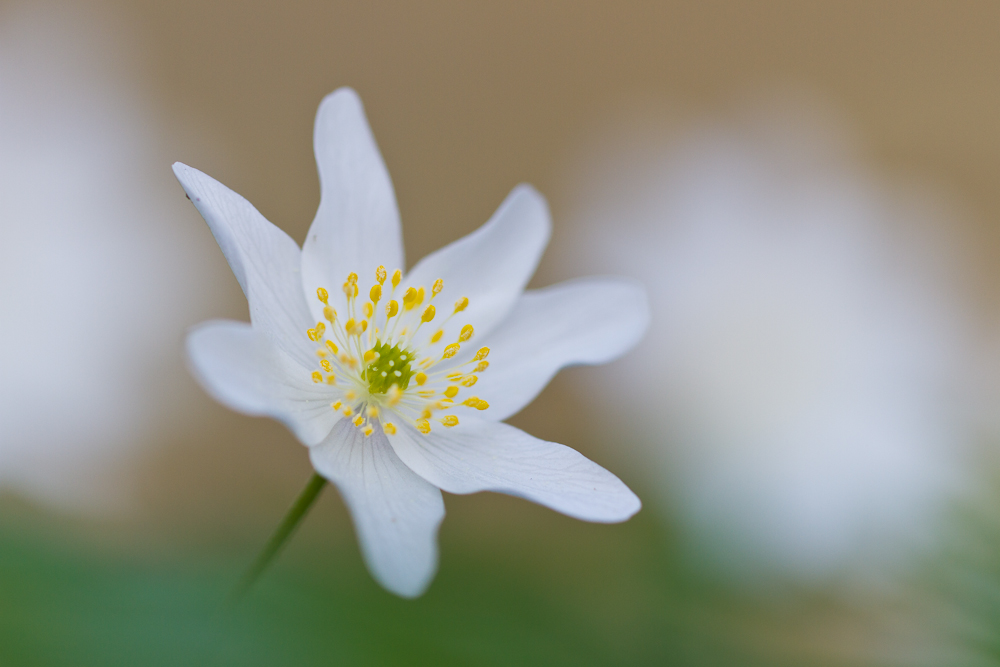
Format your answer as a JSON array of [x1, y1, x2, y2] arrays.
[[5, 1, 1000, 664]]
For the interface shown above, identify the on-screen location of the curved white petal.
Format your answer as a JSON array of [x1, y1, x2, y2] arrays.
[[173, 163, 316, 370], [301, 88, 404, 321], [400, 184, 551, 346], [474, 277, 649, 420], [310, 420, 445, 598], [388, 418, 640, 523], [186, 320, 341, 446]]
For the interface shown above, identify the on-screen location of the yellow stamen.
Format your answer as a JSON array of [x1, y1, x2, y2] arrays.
[[367, 405, 379, 418], [443, 343, 460, 359], [383, 422, 397, 435], [325, 375, 336, 385], [370, 284, 382, 303], [332, 401, 342, 410], [314, 322, 326, 338], [454, 296, 469, 313], [474, 347, 490, 360], [414, 372, 427, 386], [347, 272, 358, 285], [317, 287, 329, 304], [363, 425, 374, 437], [342, 406, 354, 417], [432, 279, 444, 296], [387, 384, 403, 406], [461, 375, 478, 387], [307, 328, 319, 341], [444, 386, 459, 398], [402, 287, 418, 310], [475, 360, 489, 372], [353, 414, 364, 427], [440, 415, 459, 428], [311, 371, 322, 383], [416, 419, 431, 434], [363, 349, 378, 363], [386, 300, 399, 318], [430, 330, 443, 343], [324, 306, 336, 322], [421, 305, 436, 322], [363, 302, 374, 318], [391, 269, 401, 288], [459, 324, 474, 342], [376, 265, 387, 285], [320, 359, 332, 372], [326, 340, 339, 354], [345, 390, 357, 400]]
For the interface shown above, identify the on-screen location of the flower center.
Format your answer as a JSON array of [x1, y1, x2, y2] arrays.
[[305, 266, 491, 438]]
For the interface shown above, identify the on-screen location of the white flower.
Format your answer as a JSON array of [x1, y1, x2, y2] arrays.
[[174, 88, 647, 597]]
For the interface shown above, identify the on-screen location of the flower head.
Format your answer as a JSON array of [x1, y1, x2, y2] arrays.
[[175, 88, 647, 597]]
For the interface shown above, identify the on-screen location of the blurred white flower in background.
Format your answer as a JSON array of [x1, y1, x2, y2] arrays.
[[0, 4, 224, 511], [558, 100, 980, 585]]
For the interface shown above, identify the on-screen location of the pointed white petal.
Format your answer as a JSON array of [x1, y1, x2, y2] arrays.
[[310, 420, 445, 598], [173, 162, 315, 370], [388, 419, 640, 523], [401, 185, 550, 346], [186, 320, 341, 446], [474, 277, 649, 420], [301, 88, 404, 321]]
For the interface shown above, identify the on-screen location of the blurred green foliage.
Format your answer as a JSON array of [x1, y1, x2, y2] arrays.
[[0, 489, 864, 667]]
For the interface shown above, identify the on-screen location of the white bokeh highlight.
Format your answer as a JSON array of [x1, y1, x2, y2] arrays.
[[559, 104, 978, 584], [0, 5, 225, 511]]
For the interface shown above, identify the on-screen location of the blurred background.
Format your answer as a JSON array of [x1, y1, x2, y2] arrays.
[[3, 1, 1000, 664]]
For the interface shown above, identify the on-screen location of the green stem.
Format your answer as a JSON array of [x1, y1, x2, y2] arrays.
[[231, 472, 327, 601]]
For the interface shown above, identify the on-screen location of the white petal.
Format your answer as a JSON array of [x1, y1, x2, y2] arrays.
[[186, 320, 341, 446], [401, 184, 551, 345], [388, 419, 640, 523], [310, 420, 445, 598], [474, 277, 649, 420], [301, 88, 404, 321], [173, 163, 316, 370]]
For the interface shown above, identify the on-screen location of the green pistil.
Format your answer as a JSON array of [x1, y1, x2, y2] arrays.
[[364, 340, 414, 394]]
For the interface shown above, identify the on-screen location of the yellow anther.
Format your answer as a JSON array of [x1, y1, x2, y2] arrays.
[[432, 279, 444, 296], [326, 340, 339, 354], [391, 269, 401, 288], [421, 305, 436, 323], [317, 348, 328, 357], [370, 284, 382, 303], [446, 373, 463, 381], [416, 419, 431, 434], [386, 384, 402, 406], [311, 371, 323, 383], [353, 414, 364, 427], [332, 401, 342, 410], [342, 406, 354, 417], [414, 372, 428, 386], [420, 409, 433, 419], [345, 318, 355, 333], [320, 359, 332, 372], [383, 422, 397, 435], [347, 272, 358, 285], [402, 287, 418, 310], [443, 343, 460, 359], [376, 266, 387, 285], [325, 375, 337, 385], [346, 391, 357, 400], [386, 300, 399, 318], [367, 405, 379, 418], [307, 328, 318, 341], [474, 347, 490, 360], [475, 400, 489, 410], [416, 287, 425, 306], [459, 324, 474, 342], [475, 360, 489, 372], [363, 302, 374, 318], [440, 415, 459, 428], [317, 287, 329, 304], [454, 296, 469, 313], [363, 425, 374, 437], [324, 306, 336, 322], [314, 322, 326, 338], [462, 396, 488, 410], [360, 320, 368, 333], [461, 375, 478, 387], [444, 386, 459, 398], [430, 330, 443, 343], [363, 349, 378, 363]]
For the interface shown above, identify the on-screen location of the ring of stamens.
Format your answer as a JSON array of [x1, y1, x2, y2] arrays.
[[308, 266, 490, 437]]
